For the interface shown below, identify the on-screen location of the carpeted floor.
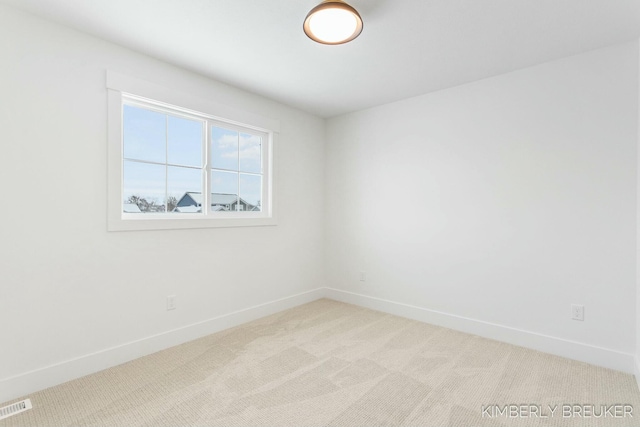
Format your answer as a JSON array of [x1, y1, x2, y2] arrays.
[[2, 298, 640, 426]]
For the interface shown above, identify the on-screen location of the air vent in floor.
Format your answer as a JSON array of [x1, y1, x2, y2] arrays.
[[0, 398, 32, 420]]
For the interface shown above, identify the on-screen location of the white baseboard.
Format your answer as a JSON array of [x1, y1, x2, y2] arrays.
[[635, 357, 640, 392], [0, 288, 325, 404], [324, 288, 635, 374], [3, 287, 635, 404]]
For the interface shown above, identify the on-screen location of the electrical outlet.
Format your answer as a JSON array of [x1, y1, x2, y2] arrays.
[[167, 295, 176, 311], [359, 271, 366, 282], [571, 304, 584, 321]]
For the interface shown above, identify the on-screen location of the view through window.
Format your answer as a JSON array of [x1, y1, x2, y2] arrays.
[[122, 101, 266, 216]]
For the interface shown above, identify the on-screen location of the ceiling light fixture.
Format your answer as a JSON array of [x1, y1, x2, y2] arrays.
[[303, 0, 363, 45]]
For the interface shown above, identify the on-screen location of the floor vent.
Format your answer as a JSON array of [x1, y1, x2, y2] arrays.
[[0, 399, 32, 420]]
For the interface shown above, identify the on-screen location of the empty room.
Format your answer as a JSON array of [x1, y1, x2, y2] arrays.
[[2, 0, 640, 426]]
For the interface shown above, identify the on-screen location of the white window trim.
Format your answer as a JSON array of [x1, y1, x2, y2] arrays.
[[107, 71, 278, 231]]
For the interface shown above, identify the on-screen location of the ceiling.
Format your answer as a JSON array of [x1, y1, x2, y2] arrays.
[[3, 0, 640, 117]]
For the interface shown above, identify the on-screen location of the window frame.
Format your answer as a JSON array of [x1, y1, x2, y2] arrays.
[[107, 71, 278, 231]]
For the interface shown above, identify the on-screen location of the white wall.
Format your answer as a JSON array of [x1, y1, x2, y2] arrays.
[[636, 40, 640, 389], [0, 4, 325, 402], [326, 42, 639, 370]]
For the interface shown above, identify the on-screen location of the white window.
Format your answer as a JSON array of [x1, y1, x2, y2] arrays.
[[107, 72, 277, 231]]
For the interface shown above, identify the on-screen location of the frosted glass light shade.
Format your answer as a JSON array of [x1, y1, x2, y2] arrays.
[[303, 1, 363, 45]]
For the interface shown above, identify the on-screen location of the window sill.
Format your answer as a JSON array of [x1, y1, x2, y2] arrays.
[[108, 215, 277, 232]]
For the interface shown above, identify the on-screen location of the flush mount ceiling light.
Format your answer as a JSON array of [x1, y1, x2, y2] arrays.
[[303, 0, 363, 45]]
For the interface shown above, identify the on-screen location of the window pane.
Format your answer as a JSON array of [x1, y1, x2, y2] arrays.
[[211, 170, 238, 211], [211, 127, 238, 171], [168, 115, 202, 167], [123, 160, 166, 213], [239, 133, 262, 173], [168, 166, 202, 213], [240, 174, 262, 212], [123, 105, 166, 164]]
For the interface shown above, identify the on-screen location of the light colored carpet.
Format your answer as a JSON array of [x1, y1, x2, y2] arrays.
[[2, 298, 640, 427]]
